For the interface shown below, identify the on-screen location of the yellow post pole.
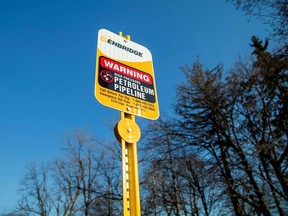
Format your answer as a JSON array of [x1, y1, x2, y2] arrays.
[[121, 128, 129, 215], [114, 33, 141, 216]]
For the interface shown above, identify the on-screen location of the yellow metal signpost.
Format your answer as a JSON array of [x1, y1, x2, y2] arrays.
[[94, 29, 159, 215], [114, 111, 141, 215]]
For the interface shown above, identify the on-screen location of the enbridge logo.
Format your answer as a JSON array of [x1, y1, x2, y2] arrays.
[[100, 35, 111, 42], [100, 34, 143, 57]]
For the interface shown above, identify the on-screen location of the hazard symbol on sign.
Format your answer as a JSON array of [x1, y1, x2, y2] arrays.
[[100, 70, 114, 83]]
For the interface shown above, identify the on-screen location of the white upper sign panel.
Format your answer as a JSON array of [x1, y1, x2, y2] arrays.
[[98, 29, 152, 62]]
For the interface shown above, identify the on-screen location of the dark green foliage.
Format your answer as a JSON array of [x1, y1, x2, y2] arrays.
[[142, 39, 288, 215]]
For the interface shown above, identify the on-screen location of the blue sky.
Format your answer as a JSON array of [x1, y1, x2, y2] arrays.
[[0, 0, 268, 212]]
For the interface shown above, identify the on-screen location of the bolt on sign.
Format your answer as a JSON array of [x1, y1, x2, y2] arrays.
[[94, 29, 159, 120]]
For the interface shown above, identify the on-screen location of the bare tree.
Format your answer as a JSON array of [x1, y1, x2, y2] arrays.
[[142, 36, 287, 215], [141, 123, 223, 216], [13, 130, 122, 216], [90, 143, 122, 215], [50, 157, 82, 215], [17, 163, 52, 216], [227, 0, 288, 43]]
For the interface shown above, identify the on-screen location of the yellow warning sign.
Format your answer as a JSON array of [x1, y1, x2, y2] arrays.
[[94, 29, 159, 120]]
